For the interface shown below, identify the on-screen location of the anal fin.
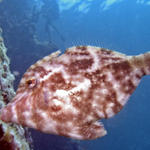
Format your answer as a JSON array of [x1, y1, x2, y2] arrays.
[[68, 121, 107, 140]]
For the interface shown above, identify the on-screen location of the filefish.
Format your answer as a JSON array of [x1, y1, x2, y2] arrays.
[[0, 46, 150, 140]]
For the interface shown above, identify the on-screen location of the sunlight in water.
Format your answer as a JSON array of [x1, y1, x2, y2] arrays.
[[58, 0, 124, 12]]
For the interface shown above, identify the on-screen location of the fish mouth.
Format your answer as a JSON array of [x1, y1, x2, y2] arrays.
[[0, 105, 12, 123], [0, 93, 30, 123]]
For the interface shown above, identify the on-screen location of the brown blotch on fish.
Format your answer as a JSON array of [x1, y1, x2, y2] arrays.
[[50, 105, 62, 112], [135, 74, 142, 79], [105, 90, 122, 114], [49, 72, 67, 91], [76, 46, 87, 51], [69, 58, 93, 74], [33, 66, 49, 78], [100, 48, 112, 55], [111, 61, 132, 74], [66, 51, 90, 56], [51, 112, 74, 123]]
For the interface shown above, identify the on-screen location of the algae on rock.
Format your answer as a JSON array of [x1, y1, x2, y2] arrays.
[[0, 27, 33, 150]]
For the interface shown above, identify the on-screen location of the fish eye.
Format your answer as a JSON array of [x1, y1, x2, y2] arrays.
[[26, 78, 37, 88]]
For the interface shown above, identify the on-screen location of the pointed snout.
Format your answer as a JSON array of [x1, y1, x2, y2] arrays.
[[0, 105, 13, 123]]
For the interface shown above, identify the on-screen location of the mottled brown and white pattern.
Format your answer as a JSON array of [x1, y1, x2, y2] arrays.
[[1, 46, 150, 140]]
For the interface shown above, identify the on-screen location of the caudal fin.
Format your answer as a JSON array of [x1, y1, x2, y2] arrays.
[[129, 52, 150, 75]]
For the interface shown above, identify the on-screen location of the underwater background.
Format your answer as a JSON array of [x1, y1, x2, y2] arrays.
[[0, 0, 150, 149]]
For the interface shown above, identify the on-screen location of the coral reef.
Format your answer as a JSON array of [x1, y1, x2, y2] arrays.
[[0, 28, 32, 150]]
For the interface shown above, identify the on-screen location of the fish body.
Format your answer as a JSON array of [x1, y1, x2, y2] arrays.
[[1, 46, 150, 140]]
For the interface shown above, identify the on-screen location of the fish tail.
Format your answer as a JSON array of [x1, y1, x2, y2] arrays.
[[129, 52, 150, 75]]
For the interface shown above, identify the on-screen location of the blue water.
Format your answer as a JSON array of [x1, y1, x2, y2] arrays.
[[1, 0, 150, 149]]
